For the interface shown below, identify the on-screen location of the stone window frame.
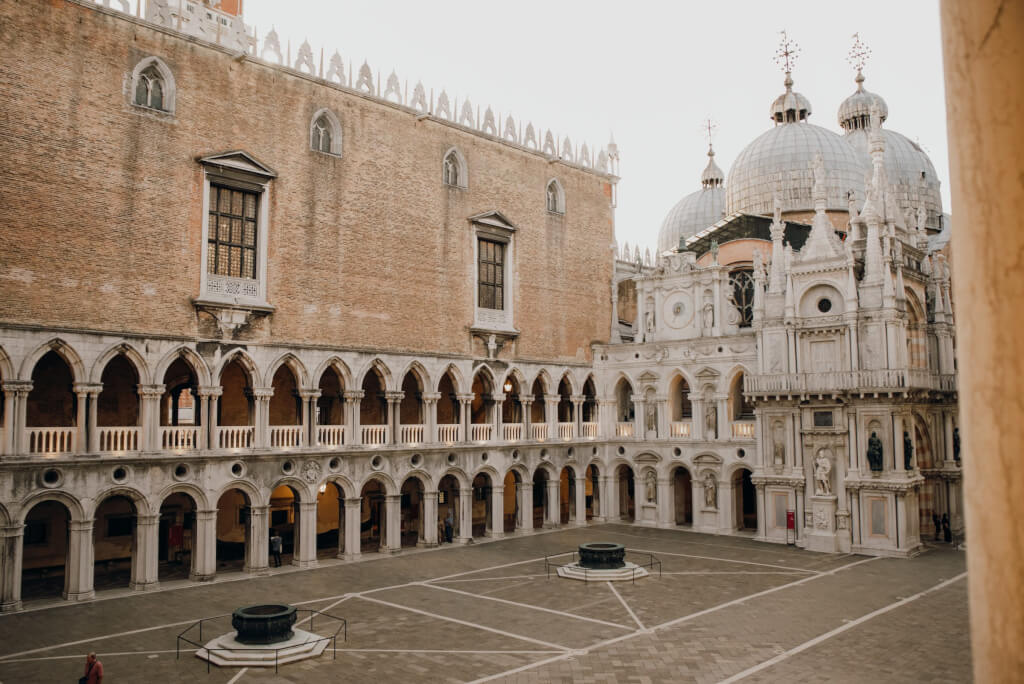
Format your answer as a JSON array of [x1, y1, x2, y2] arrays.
[[545, 178, 566, 215], [129, 56, 176, 115], [197, 153, 277, 309], [442, 147, 468, 189], [309, 108, 342, 157], [470, 212, 517, 334]]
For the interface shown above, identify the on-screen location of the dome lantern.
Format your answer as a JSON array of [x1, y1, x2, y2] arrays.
[[769, 31, 811, 123], [838, 34, 888, 131]]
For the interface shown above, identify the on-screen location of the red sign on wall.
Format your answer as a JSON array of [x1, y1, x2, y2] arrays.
[[786, 511, 795, 530]]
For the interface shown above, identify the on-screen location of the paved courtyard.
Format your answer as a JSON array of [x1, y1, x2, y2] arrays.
[[0, 524, 970, 683]]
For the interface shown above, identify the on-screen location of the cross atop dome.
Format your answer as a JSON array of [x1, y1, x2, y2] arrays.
[[701, 118, 718, 147], [774, 30, 801, 80], [769, 31, 811, 123], [847, 33, 872, 90]]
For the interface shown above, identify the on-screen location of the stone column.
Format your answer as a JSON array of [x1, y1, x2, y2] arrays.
[[73, 383, 98, 454], [293, 501, 319, 567], [691, 477, 705, 532], [515, 482, 531, 533], [300, 389, 320, 447], [544, 478, 560, 528], [943, 411, 956, 465], [491, 394, 505, 442], [344, 390, 363, 446], [335, 497, 346, 558], [457, 394, 474, 442], [690, 394, 704, 440], [192, 509, 217, 581], [2, 381, 30, 456], [137, 384, 165, 452], [755, 484, 767, 541], [574, 476, 587, 525], [656, 396, 669, 440], [423, 490, 439, 546], [545, 394, 560, 439], [1, 524, 24, 612], [571, 395, 585, 436], [130, 514, 160, 591], [422, 392, 440, 443], [343, 498, 362, 560], [893, 413, 905, 473], [607, 472, 621, 521], [384, 494, 402, 552], [457, 487, 473, 543], [521, 398, 534, 437], [718, 396, 729, 442], [717, 479, 734, 534], [250, 388, 273, 449], [196, 386, 220, 451], [385, 391, 403, 445], [657, 477, 672, 528], [64, 519, 95, 601], [490, 485, 505, 538], [795, 488, 805, 544], [245, 505, 269, 575]]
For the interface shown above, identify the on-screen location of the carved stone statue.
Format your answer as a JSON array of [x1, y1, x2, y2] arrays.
[[710, 239, 719, 264], [772, 422, 786, 464], [644, 310, 655, 333], [903, 430, 914, 469], [703, 473, 717, 509], [645, 401, 657, 433], [773, 194, 783, 224], [814, 452, 832, 495], [645, 472, 657, 503], [867, 431, 884, 472], [705, 405, 717, 439], [917, 205, 928, 232], [702, 302, 714, 330], [953, 427, 960, 463]]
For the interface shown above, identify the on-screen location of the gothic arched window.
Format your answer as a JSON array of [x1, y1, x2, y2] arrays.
[[130, 57, 175, 113], [546, 179, 565, 214], [309, 109, 342, 156], [442, 148, 467, 188], [729, 268, 755, 327]]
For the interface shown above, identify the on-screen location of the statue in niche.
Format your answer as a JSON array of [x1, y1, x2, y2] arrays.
[[773, 194, 783, 225], [645, 401, 657, 433], [814, 451, 833, 495], [703, 473, 717, 509], [953, 427, 960, 463], [867, 431, 884, 472], [705, 405, 717, 439], [772, 422, 786, 464], [645, 472, 657, 503], [645, 310, 655, 333], [903, 430, 914, 469], [702, 302, 715, 330]]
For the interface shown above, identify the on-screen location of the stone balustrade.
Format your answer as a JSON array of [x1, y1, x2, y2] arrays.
[[361, 425, 388, 446], [97, 426, 140, 452], [746, 369, 958, 394], [28, 427, 74, 454], [269, 426, 303, 448], [317, 425, 345, 447], [161, 426, 199, 450]]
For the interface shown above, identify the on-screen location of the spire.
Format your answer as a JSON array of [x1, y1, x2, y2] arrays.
[[800, 152, 839, 260], [768, 194, 787, 294], [698, 118, 724, 188]]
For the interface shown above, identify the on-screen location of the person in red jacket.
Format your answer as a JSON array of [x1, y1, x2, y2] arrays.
[[82, 652, 103, 684]]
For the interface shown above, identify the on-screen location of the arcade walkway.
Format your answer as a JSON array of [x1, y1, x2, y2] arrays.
[[0, 525, 969, 683]]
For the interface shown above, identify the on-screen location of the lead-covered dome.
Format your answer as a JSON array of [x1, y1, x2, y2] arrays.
[[657, 147, 726, 252], [838, 71, 888, 131]]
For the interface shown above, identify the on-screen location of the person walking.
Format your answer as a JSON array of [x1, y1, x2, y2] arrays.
[[942, 513, 953, 543], [80, 652, 103, 684], [443, 509, 454, 544], [932, 513, 942, 541], [270, 530, 283, 567]]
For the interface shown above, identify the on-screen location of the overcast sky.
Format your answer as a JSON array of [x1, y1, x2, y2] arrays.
[[244, 0, 949, 251]]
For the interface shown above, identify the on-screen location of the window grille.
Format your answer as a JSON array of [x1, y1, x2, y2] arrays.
[[207, 185, 258, 279], [478, 239, 505, 310]]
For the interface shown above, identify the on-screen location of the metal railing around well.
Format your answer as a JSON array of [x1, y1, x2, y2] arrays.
[[176, 608, 347, 674], [542, 548, 662, 585]]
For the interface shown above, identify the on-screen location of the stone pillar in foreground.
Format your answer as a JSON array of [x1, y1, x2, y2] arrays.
[[940, 2, 1024, 679]]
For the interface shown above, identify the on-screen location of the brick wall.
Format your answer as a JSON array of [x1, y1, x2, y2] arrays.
[[0, 1, 613, 363]]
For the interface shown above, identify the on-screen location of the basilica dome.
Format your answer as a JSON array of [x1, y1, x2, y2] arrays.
[[726, 76, 867, 217], [657, 147, 726, 252]]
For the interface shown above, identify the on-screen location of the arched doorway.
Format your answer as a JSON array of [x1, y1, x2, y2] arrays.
[[21, 500, 71, 601], [161, 356, 200, 449], [586, 464, 600, 520], [268, 484, 298, 566], [158, 492, 196, 581], [92, 494, 138, 590], [360, 479, 386, 552], [673, 466, 693, 525], [315, 481, 345, 559], [503, 470, 520, 533], [437, 371, 461, 443], [615, 378, 634, 437], [581, 377, 598, 437], [669, 375, 693, 437], [401, 477, 425, 547], [560, 467, 575, 524], [27, 350, 76, 454], [532, 469, 548, 529], [617, 464, 635, 521], [316, 366, 346, 446], [733, 468, 757, 531], [470, 370, 494, 442], [218, 358, 254, 448], [97, 355, 141, 451], [399, 371, 425, 444], [438, 474, 460, 543], [530, 377, 547, 440], [472, 473, 492, 537], [215, 488, 251, 572], [269, 365, 302, 448], [360, 367, 388, 446]]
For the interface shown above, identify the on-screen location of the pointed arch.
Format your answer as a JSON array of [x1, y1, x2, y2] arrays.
[[154, 346, 211, 387], [504, 463, 529, 482], [19, 338, 85, 383], [436, 363, 465, 394], [400, 469, 436, 491], [263, 352, 309, 388], [533, 461, 558, 479], [356, 358, 393, 392], [556, 370, 577, 395], [312, 356, 352, 390], [310, 107, 342, 156], [545, 178, 566, 214], [397, 360, 431, 393], [473, 465, 501, 485], [531, 369, 553, 395], [442, 146, 468, 189], [130, 55, 176, 113], [472, 364, 497, 393], [324, 474, 357, 500], [503, 366, 528, 393], [0, 345, 13, 382], [90, 342, 151, 385], [268, 477, 314, 504], [213, 349, 259, 385]]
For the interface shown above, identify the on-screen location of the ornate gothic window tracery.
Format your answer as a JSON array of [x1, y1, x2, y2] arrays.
[[134, 66, 165, 110], [729, 268, 755, 327]]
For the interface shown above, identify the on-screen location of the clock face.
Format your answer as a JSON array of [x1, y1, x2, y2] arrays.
[[663, 291, 693, 329]]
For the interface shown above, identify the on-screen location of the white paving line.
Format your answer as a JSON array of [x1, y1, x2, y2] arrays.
[[660, 571, 807, 576], [421, 582, 632, 630], [628, 547, 821, 573], [606, 582, 645, 631], [716, 571, 968, 683], [469, 555, 880, 683], [225, 667, 248, 684], [0, 648, 194, 663], [356, 594, 573, 652], [334, 648, 561, 654], [432, 575, 547, 583], [0, 617, 201, 661], [425, 555, 553, 583]]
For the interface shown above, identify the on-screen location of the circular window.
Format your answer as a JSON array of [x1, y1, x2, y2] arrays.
[[480, 452, 488, 462], [371, 455, 384, 470], [231, 462, 245, 477], [617, 446, 625, 455], [174, 463, 190, 481], [42, 469, 62, 488], [673, 447, 682, 457], [511, 450, 520, 462], [817, 298, 832, 313], [112, 467, 128, 483], [718, 346, 723, 353], [282, 460, 295, 475], [447, 453, 457, 465], [540, 449, 549, 460], [567, 447, 574, 457], [737, 448, 746, 459], [592, 447, 598, 455], [411, 453, 423, 467], [328, 457, 341, 472]]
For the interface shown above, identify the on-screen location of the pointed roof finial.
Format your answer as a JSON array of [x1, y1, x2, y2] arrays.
[[847, 32, 872, 89], [698, 118, 724, 188], [774, 30, 801, 84], [770, 32, 810, 123]]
